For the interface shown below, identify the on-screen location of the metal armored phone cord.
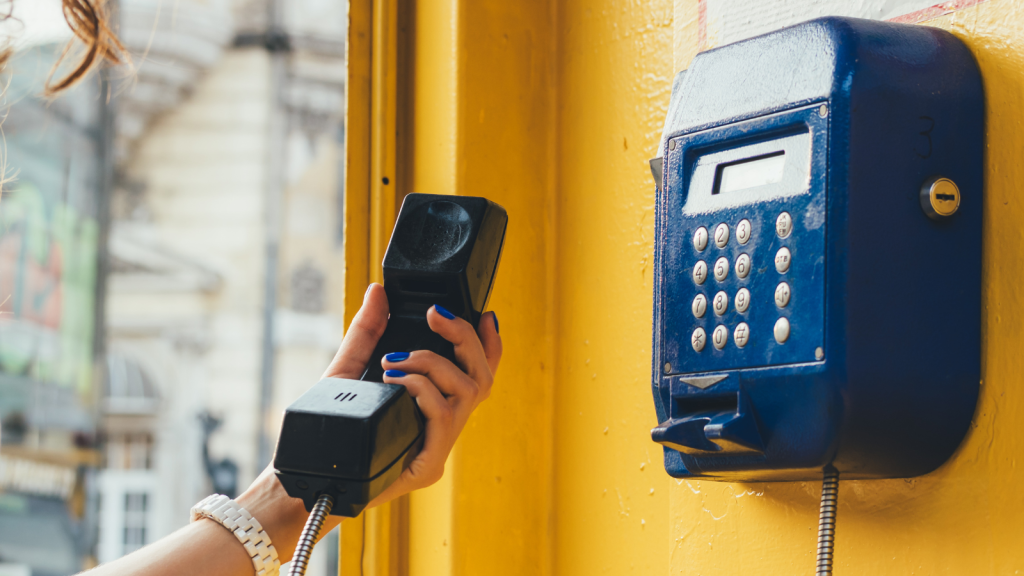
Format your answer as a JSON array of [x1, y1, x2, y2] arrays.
[[287, 493, 334, 576], [816, 466, 839, 576]]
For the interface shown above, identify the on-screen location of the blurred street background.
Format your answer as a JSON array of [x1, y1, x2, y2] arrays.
[[0, 0, 348, 574]]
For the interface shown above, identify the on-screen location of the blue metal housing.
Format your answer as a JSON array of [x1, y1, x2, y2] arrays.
[[651, 17, 984, 480]]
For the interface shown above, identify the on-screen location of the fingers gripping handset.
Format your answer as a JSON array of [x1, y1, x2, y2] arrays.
[[273, 194, 507, 518]]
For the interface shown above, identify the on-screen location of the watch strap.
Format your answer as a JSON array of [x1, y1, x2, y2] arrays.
[[190, 494, 281, 576]]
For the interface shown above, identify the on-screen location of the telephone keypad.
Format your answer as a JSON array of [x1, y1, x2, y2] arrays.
[[660, 104, 826, 376], [693, 260, 708, 284], [677, 211, 811, 360], [693, 227, 709, 251]]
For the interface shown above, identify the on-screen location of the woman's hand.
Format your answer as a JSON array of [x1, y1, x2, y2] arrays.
[[319, 282, 502, 507]]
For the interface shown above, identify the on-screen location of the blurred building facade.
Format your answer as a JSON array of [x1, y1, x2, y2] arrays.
[[0, 0, 347, 574], [0, 42, 111, 576]]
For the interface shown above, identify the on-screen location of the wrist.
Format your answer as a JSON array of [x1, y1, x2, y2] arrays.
[[237, 466, 342, 562]]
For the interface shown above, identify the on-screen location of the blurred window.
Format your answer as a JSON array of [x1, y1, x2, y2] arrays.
[[103, 354, 160, 415], [104, 433, 153, 470], [122, 492, 149, 555]]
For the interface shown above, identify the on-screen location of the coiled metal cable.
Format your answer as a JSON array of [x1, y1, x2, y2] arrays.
[[288, 493, 334, 576], [816, 467, 839, 576]]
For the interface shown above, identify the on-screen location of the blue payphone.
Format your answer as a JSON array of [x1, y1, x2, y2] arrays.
[[650, 17, 983, 482]]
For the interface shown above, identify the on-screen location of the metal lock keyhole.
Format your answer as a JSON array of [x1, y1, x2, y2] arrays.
[[920, 177, 961, 220]]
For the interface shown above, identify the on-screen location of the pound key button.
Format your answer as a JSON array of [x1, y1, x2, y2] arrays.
[[734, 322, 750, 348]]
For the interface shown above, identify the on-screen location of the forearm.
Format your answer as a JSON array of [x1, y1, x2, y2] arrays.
[[82, 520, 254, 576], [81, 468, 342, 576]]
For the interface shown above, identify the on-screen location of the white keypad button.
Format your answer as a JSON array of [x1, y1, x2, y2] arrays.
[[735, 253, 751, 279], [714, 223, 730, 248], [693, 227, 709, 251], [735, 288, 751, 313], [774, 247, 791, 273], [775, 282, 791, 308], [774, 317, 791, 343], [714, 257, 730, 282], [693, 260, 708, 285], [692, 294, 707, 318], [691, 327, 707, 352], [733, 322, 750, 348], [776, 212, 793, 238], [713, 291, 729, 316], [712, 325, 728, 350], [736, 219, 752, 244]]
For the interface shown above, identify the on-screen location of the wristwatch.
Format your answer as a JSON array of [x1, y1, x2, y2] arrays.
[[190, 494, 281, 576]]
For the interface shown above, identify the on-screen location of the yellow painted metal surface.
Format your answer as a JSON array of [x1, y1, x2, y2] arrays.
[[342, 0, 1024, 574], [341, 0, 406, 573], [550, 2, 674, 575]]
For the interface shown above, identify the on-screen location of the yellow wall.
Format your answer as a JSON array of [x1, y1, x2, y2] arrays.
[[345, 0, 1024, 574]]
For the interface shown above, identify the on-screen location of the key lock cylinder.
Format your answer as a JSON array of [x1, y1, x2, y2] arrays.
[[273, 194, 507, 518]]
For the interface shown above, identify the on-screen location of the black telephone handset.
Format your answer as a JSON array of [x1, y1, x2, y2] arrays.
[[273, 194, 507, 517]]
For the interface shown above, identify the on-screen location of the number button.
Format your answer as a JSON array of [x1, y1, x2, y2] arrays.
[[693, 260, 708, 285], [775, 282, 791, 308], [692, 294, 707, 318], [714, 257, 729, 282], [735, 253, 751, 279], [733, 322, 750, 348], [776, 212, 793, 238], [691, 327, 707, 352], [736, 219, 751, 244], [774, 247, 791, 273], [714, 223, 730, 248], [693, 227, 709, 251], [712, 325, 728, 350], [735, 288, 750, 313], [774, 317, 790, 343], [713, 291, 729, 316]]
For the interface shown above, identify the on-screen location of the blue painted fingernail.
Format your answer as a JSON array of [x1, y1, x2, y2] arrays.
[[385, 369, 407, 378], [385, 352, 410, 362], [492, 312, 499, 334], [434, 304, 456, 320]]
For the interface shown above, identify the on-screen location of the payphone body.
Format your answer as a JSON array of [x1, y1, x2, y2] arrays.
[[651, 17, 983, 481]]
